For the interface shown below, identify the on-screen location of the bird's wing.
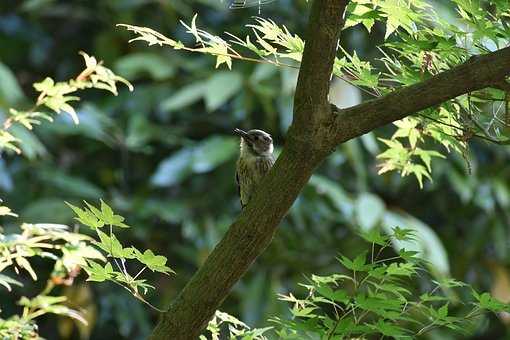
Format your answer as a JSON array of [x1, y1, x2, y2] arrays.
[[236, 170, 246, 209], [236, 170, 241, 198]]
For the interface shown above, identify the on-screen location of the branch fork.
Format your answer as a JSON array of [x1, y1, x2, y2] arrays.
[[150, 2, 510, 338]]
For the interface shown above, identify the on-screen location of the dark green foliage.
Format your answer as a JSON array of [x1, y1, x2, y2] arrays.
[[0, 0, 510, 339], [271, 229, 509, 339]]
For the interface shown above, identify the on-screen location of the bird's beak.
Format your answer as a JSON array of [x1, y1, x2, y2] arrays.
[[233, 128, 249, 140]]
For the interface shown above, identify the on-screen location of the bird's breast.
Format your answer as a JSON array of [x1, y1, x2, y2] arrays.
[[239, 155, 274, 180]]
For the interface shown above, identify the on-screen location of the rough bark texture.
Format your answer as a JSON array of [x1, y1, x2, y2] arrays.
[[149, 1, 510, 338], [331, 47, 510, 144]]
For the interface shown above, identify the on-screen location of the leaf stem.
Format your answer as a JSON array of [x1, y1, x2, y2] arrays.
[[133, 266, 147, 280]]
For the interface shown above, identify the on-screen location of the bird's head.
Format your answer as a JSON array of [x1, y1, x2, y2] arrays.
[[234, 128, 273, 157]]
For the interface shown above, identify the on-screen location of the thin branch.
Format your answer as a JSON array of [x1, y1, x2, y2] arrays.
[[331, 46, 510, 145], [133, 292, 167, 313], [418, 113, 510, 144]]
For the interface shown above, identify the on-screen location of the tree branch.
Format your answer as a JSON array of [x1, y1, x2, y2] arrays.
[[149, 3, 510, 338], [149, 1, 349, 339], [330, 46, 510, 143], [292, 0, 349, 135]]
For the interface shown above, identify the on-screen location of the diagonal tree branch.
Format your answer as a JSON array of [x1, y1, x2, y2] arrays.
[[331, 47, 510, 143], [149, 2, 510, 338], [150, 1, 349, 339]]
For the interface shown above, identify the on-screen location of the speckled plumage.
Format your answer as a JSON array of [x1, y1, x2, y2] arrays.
[[236, 154, 274, 208], [234, 129, 275, 208]]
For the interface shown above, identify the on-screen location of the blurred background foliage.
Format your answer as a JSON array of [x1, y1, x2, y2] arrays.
[[1, 0, 510, 339]]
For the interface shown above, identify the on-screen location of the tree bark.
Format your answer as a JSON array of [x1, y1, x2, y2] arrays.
[[149, 1, 510, 338], [331, 47, 510, 144]]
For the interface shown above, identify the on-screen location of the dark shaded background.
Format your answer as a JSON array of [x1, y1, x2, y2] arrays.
[[1, 0, 510, 339]]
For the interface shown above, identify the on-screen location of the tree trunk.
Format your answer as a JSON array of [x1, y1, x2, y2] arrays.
[[150, 1, 510, 338]]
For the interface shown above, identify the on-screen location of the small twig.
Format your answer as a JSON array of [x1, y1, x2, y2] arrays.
[[133, 266, 147, 280], [327, 305, 354, 340], [108, 224, 124, 274], [121, 258, 128, 276], [108, 276, 166, 313], [133, 293, 167, 313], [419, 113, 510, 145], [373, 255, 401, 264]]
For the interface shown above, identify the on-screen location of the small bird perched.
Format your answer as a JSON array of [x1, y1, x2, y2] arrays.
[[234, 128, 275, 208]]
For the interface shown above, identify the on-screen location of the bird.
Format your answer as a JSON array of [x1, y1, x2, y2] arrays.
[[234, 128, 275, 208]]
